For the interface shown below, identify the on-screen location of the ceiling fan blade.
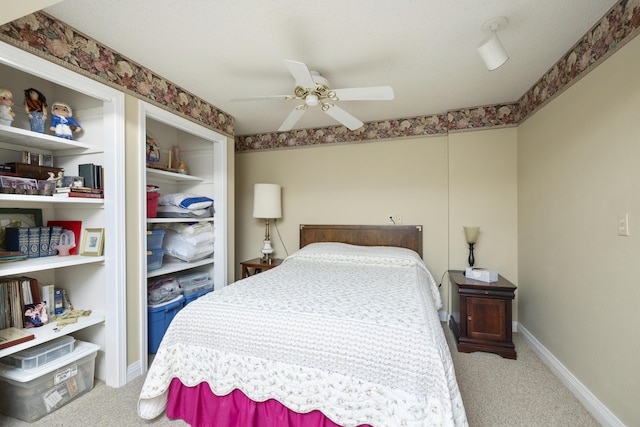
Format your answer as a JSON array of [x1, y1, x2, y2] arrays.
[[324, 105, 364, 131], [284, 60, 316, 88], [278, 106, 307, 131], [332, 86, 394, 101], [230, 95, 292, 102]]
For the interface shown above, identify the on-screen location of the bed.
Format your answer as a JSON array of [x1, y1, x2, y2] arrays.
[[138, 224, 468, 427]]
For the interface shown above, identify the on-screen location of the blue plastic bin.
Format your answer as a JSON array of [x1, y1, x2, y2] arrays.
[[184, 288, 212, 306], [147, 295, 184, 354]]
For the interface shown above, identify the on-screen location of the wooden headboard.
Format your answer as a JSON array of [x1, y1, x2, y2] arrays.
[[299, 224, 423, 258]]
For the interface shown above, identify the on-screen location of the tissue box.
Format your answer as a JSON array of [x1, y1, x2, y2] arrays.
[[465, 267, 498, 283]]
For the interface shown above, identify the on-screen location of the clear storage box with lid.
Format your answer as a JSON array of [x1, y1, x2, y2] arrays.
[[146, 229, 165, 250], [177, 272, 210, 295], [1, 335, 75, 370], [0, 340, 99, 422]]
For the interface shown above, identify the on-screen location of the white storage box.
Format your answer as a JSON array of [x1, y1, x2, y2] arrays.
[[0, 340, 99, 422], [1, 336, 75, 370], [465, 267, 498, 283]]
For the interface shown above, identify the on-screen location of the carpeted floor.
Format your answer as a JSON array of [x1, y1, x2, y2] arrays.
[[0, 324, 600, 426]]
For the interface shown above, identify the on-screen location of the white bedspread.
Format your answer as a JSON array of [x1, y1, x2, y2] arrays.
[[138, 243, 467, 427]]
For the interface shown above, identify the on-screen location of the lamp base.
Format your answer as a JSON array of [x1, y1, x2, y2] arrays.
[[261, 238, 274, 264], [467, 243, 475, 268]]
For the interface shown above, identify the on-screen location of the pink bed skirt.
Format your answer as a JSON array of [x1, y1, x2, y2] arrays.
[[166, 378, 372, 427]]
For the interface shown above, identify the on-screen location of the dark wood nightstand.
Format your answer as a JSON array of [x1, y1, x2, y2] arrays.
[[448, 270, 517, 359], [240, 258, 283, 279]]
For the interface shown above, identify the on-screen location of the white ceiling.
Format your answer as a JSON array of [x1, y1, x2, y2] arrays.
[[44, 0, 617, 136]]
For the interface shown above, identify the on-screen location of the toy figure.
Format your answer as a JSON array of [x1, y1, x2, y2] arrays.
[[24, 88, 47, 133], [0, 88, 15, 126], [54, 171, 64, 188], [50, 101, 82, 139]]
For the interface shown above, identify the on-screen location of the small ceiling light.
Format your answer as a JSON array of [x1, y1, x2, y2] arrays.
[[477, 16, 509, 71]]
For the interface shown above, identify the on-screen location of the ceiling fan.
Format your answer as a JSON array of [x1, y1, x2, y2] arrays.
[[231, 60, 394, 132]]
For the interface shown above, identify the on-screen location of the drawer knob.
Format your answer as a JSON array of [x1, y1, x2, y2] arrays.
[[484, 291, 489, 295], [467, 316, 472, 321]]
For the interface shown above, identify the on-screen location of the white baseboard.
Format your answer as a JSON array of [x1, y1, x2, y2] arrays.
[[127, 360, 144, 384], [518, 324, 624, 427]]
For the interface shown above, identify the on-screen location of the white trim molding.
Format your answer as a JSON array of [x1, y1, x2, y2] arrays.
[[518, 324, 625, 427]]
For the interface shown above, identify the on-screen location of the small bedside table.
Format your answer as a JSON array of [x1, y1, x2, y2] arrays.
[[240, 258, 283, 279], [448, 270, 517, 359]]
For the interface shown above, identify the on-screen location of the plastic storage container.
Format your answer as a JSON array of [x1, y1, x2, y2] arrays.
[[177, 272, 210, 294], [184, 286, 213, 306], [146, 191, 160, 218], [0, 340, 99, 422], [146, 229, 165, 250], [1, 335, 75, 370], [147, 248, 165, 271], [148, 295, 184, 354]]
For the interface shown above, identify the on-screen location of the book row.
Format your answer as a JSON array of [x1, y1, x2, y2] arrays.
[[0, 276, 65, 332], [5, 225, 64, 258]]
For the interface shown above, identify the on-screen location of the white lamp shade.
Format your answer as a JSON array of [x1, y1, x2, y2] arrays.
[[477, 32, 509, 71], [253, 183, 282, 219]]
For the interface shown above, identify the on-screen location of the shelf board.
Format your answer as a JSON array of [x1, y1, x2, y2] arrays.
[[147, 256, 213, 278], [0, 125, 91, 151], [147, 216, 214, 224], [0, 193, 104, 205], [0, 312, 105, 358], [0, 255, 105, 276], [146, 167, 203, 182]]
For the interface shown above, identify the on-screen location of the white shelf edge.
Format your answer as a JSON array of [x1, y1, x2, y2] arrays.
[[0, 193, 104, 205], [0, 255, 105, 276], [147, 257, 214, 278], [0, 312, 105, 358], [146, 167, 203, 182], [147, 217, 214, 224], [0, 124, 92, 151]]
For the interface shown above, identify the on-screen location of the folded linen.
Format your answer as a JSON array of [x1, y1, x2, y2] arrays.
[[159, 193, 213, 210]]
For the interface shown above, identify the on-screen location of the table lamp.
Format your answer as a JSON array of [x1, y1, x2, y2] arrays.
[[463, 226, 480, 268], [253, 183, 282, 263]]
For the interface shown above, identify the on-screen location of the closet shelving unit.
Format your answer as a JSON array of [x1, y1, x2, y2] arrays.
[[138, 101, 227, 368], [0, 42, 126, 387]]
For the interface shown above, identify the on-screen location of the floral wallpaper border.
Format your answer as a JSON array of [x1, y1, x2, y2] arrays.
[[0, 12, 235, 137], [237, 0, 640, 152], [1, 2, 639, 152]]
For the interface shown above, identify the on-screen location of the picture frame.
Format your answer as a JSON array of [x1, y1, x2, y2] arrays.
[[80, 228, 104, 256], [0, 208, 43, 251], [0, 176, 38, 190]]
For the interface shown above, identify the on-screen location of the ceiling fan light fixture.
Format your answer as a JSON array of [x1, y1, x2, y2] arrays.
[[477, 16, 509, 71], [305, 94, 319, 107]]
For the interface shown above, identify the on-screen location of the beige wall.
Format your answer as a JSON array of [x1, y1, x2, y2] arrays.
[[518, 36, 640, 425], [448, 128, 518, 316], [124, 95, 144, 366], [235, 130, 518, 316]]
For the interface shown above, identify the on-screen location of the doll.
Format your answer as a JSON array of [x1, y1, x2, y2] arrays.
[[50, 101, 82, 139], [24, 88, 47, 133], [0, 88, 15, 126]]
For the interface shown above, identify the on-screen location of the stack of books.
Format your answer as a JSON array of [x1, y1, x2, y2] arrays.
[[54, 187, 104, 199]]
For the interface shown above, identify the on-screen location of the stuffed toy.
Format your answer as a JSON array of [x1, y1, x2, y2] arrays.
[[0, 88, 15, 126], [50, 101, 82, 139], [24, 88, 47, 133]]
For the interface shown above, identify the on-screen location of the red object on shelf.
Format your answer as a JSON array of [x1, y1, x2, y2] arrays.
[[47, 220, 82, 255], [147, 192, 160, 218]]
